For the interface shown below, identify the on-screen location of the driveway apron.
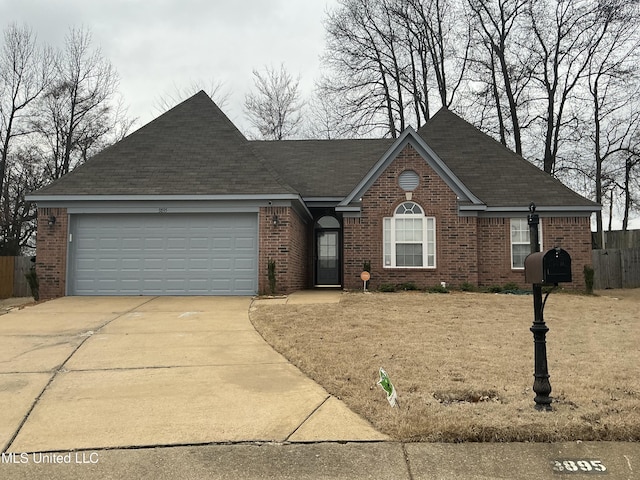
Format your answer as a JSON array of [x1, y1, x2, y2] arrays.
[[0, 296, 386, 453]]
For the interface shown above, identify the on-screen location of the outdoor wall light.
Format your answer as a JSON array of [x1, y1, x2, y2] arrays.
[[272, 214, 279, 226], [47, 215, 56, 226]]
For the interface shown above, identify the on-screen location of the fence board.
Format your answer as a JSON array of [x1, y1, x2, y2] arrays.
[[0, 257, 15, 299], [13, 257, 32, 297], [593, 230, 640, 249], [621, 248, 640, 288], [592, 248, 640, 289], [592, 249, 622, 289]]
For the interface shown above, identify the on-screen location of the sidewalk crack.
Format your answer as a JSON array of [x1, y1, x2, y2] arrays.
[[283, 395, 331, 443], [1, 297, 158, 453]]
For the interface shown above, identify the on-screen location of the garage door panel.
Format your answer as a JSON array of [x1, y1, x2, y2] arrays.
[[69, 213, 258, 295], [212, 237, 232, 249], [236, 237, 256, 249]]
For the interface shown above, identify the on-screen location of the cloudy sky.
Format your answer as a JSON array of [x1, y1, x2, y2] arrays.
[[0, 0, 337, 133]]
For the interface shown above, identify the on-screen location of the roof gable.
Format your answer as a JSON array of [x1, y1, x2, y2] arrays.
[[338, 127, 484, 209], [31, 91, 296, 197]]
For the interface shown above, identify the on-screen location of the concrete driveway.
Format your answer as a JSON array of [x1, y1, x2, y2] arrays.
[[0, 296, 386, 453]]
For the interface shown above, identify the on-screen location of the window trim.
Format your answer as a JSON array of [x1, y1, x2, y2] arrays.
[[510, 218, 542, 270], [383, 202, 436, 269]]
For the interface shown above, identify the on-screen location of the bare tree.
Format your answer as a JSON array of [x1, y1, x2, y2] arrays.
[[153, 78, 230, 114], [304, 86, 354, 139], [33, 27, 122, 180], [527, 0, 614, 175], [401, 0, 470, 112], [583, 1, 640, 244], [0, 146, 44, 254], [320, 0, 470, 138], [321, 0, 416, 137], [466, 0, 531, 155], [244, 64, 303, 140], [0, 23, 52, 254]]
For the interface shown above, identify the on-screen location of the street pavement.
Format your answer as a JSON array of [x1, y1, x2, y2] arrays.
[[0, 292, 637, 479]]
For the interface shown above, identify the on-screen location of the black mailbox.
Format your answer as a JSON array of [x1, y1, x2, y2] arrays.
[[524, 248, 572, 285]]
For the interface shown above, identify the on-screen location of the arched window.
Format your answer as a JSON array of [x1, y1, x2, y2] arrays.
[[316, 215, 340, 229], [383, 202, 435, 268]]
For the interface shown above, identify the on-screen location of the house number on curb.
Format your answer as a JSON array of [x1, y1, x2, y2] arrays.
[[551, 459, 607, 474], [158, 208, 168, 213]]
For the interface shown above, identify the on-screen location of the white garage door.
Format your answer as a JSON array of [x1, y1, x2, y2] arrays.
[[68, 213, 258, 295]]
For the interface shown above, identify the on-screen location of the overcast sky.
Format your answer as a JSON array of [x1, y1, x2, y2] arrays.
[[0, 0, 337, 133], [2, 1, 637, 229]]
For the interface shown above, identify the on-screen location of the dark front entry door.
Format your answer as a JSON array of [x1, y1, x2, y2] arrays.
[[316, 230, 340, 285]]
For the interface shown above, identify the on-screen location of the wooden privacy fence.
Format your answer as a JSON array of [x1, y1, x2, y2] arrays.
[[592, 230, 640, 249], [0, 256, 33, 299], [592, 248, 640, 289]]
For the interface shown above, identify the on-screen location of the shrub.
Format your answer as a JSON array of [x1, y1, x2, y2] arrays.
[[427, 284, 449, 294], [487, 285, 503, 293], [398, 282, 419, 291], [502, 282, 520, 292], [25, 269, 39, 301], [460, 282, 476, 292], [584, 265, 595, 294], [267, 259, 277, 294], [379, 283, 396, 292]]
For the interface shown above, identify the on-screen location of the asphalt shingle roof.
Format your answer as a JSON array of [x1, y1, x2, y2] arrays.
[[34, 91, 296, 196], [416, 108, 596, 208], [32, 91, 596, 210], [251, 139, 392, 198]]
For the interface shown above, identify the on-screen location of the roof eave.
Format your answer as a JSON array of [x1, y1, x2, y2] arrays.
[[459, 204, 600, 216], [26, 193, 304, 202]]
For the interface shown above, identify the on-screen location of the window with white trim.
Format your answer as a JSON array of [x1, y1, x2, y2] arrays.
[[383, 202, 436, 268], [511, 218, 542, 269]]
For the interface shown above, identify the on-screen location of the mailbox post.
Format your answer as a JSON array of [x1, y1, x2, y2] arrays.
[[527, 203, 552, 411], [525, 204, 572, 411]]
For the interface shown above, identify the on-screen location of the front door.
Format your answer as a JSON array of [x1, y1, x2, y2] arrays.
[[316, 230, 340, 285]]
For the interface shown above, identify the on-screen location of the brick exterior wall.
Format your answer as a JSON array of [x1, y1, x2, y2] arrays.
[[258, 206, 310, 294], [36, 207, 68, 300], [542, 216, 591, 290], [476, 216, 591, 289], [343, 144, 592, 291], [343, 144, 479, 290]]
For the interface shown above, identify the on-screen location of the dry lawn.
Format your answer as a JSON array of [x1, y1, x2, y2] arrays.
[[250, 289, 640, 442]]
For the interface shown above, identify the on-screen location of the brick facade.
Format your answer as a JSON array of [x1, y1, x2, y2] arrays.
[[258, 206, 310, 295], [343, 145, 592, 291], [36, 208, 68, 299], [343, 144, 480, 290], [476, 217, 591, 289], [542, 216, 592, 290], [34, 148, 592, 298]]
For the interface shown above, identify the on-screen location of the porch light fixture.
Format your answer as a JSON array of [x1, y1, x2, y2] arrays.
[[272, 214, 279, 226], [47, 215, 56, 226]]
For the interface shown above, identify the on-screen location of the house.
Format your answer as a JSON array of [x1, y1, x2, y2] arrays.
[[27, 91, 598, 299]]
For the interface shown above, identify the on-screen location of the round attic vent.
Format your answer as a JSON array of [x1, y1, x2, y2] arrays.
[[398, 170, 420, 191]]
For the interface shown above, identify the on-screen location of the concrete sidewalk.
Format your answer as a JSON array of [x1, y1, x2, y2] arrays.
[[252, 289, 344, 306], [1, 441, 637, 479]]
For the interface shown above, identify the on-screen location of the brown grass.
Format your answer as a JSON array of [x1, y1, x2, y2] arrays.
[[250, 289, 640, 442]]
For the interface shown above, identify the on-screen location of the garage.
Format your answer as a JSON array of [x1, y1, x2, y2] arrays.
[[68, 213, 258, 295]]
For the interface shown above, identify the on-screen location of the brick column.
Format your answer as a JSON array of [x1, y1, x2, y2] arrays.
[[36, 208, 68, 299]]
